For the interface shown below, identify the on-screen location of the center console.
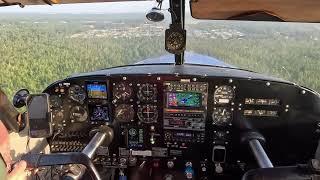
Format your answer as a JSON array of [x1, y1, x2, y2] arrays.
[[163, 81, 208, 148]]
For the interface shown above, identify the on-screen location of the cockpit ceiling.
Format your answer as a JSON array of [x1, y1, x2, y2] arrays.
[[3, 0, 148, 6], [190, 0, 320, 22]]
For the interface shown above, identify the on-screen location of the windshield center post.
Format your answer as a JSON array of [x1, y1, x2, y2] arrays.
[[166, 0, 186, 65]]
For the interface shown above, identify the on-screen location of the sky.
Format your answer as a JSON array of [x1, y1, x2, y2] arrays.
[[0, 1, 176, 14]]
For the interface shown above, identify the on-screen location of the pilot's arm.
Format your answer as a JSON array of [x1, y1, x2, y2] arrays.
[[0, 120, 27, 180]]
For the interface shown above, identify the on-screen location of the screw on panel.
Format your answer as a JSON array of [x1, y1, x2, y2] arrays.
[[302, 90, 306, 94], [228, 79, 233, 83], [193, 78, 197, 81], [157, 77, 161, 81], [123, 77, 127, 80], [266, 82, 271, 86]]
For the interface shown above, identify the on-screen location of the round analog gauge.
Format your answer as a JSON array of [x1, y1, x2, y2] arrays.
[[70, 106, 88, 122], [137, 83, 157, 102], [212, 107, 232, 126], [52, 110, 64, 123], [166, 32, 185, 51], [214, 85, 235, 104], [113, 82, 133, 102], [91, 106, 109, 121], [115, 104, 134, 123], [68, 85, 86, 103], [137, 105, 158, 123], [50, 95, 62, 108], [128, 128, 137, 137]]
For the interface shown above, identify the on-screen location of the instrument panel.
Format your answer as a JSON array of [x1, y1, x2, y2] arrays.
[[44, 71, 320, 179]]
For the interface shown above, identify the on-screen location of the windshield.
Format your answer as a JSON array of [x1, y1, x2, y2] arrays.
[[0, 1, 319, 100]]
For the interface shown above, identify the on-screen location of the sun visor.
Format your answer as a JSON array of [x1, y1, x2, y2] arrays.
[[190, 0, 320, 23]]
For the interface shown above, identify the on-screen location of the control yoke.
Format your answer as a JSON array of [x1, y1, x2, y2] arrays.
[[22, 126, 114, 180], [241, 131, 273, 168]]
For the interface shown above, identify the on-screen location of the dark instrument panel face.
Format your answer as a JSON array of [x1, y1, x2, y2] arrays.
[[44, 66, 320, 179]]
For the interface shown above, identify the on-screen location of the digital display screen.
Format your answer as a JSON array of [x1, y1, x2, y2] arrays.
[[89, 105, 110, 121], [27, 94, 52, 138], [167, 92, 201, 107], [174, 132, 192, 138], [87, 84, 107, 99]]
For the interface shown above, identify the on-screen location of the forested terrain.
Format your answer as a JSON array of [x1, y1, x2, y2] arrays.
[[0, 13, 320, 99]]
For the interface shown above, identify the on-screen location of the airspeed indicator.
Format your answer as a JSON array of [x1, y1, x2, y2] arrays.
[[214, 85, 235, 104]]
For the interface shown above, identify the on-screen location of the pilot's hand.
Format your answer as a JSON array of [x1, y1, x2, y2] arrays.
[[7, 160, 27, 180], [0, 121, 28, 179]]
